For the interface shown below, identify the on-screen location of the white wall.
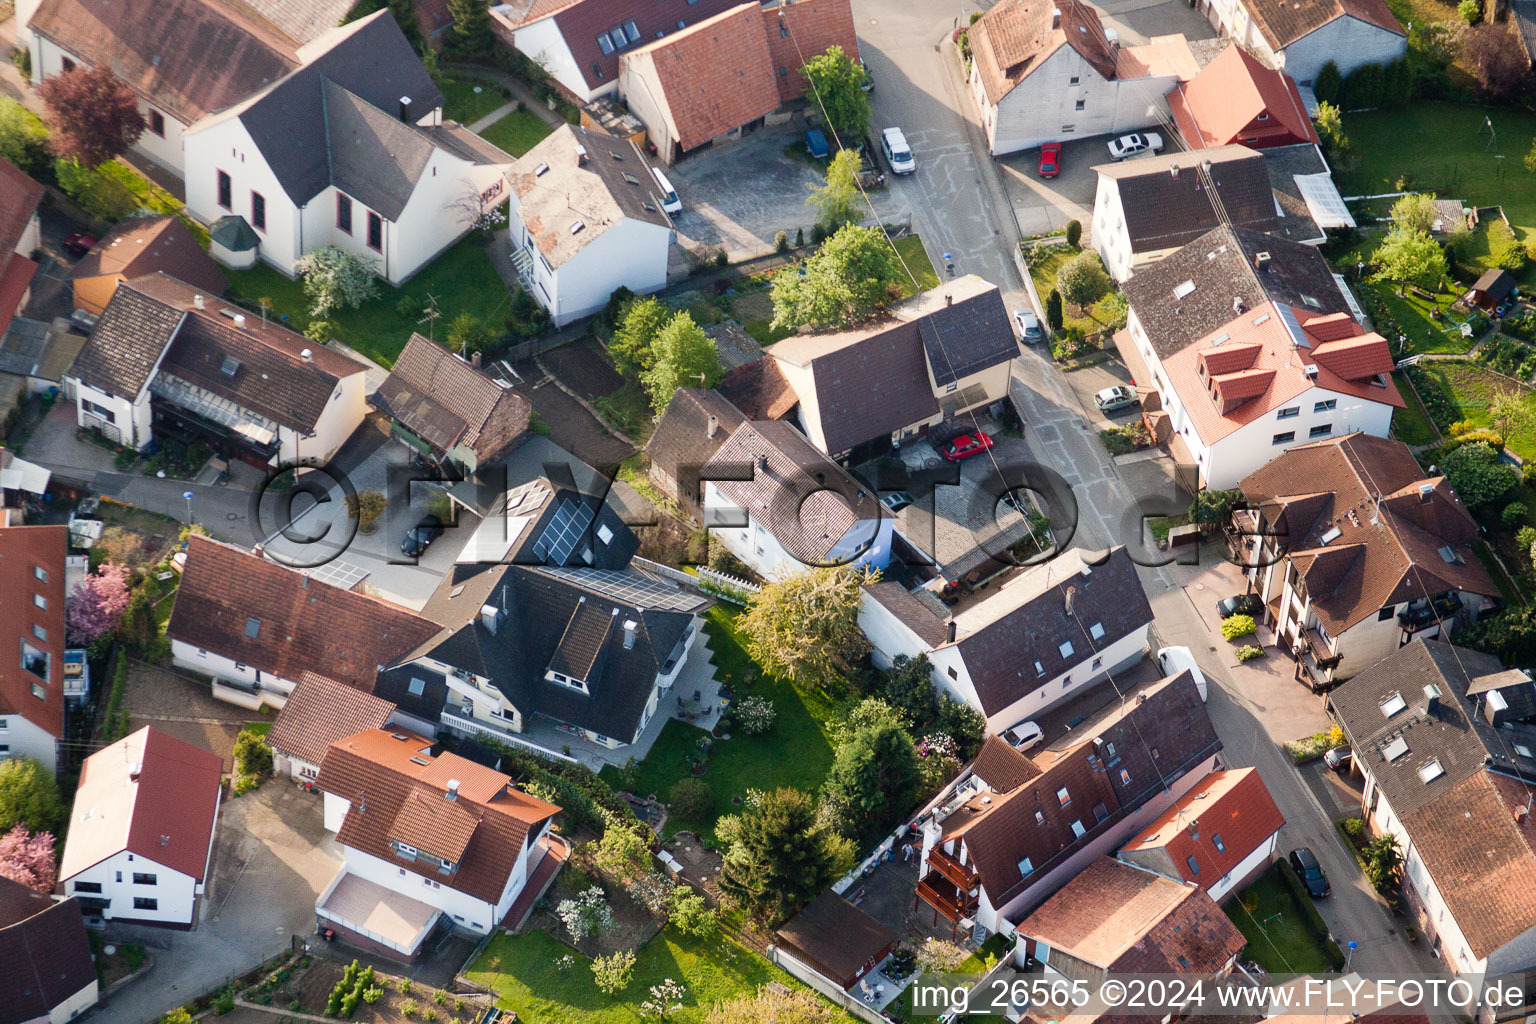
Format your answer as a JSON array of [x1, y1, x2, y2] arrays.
[[70, 377, 151, 449], [1200, 385, 1396, 489], [1205, 830, 1277, 902], [384, 152, 507, 285], [1200, 0, 1280, 66], [134, 102, 189, 178], [704, 481, 893, 581], [618, 53, 678, 161], [1278, 17, 1406, 84], [46, 975, 98, 1024], [0, 714, 57, 773], [966, 624, 1149, 736], [64, 849, 200, 925], [283, 371, 369, 466], [505, 15, 604, 104], [511, 208, 671, 327], [859, 591, 934, 670], [185, 117, 299, 272]]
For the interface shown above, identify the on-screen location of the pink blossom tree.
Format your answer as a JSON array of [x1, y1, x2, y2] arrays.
[[66, 562, 131, 646], [0, 825, 56, 893]]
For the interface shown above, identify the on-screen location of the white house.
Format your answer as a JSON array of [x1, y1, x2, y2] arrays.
[[1117, 225, 1402, 489], [1196, 0, 1405, 84], [313, 728, 561, 958], [506, 125, 674, 326], [860, 546, 1153, 736], [167, 535, 441, 711], [1329, 641, 1536, 978], [702, 419, 891, 581], [180, 12, 511, 285], [58, 727, 222, 927], [1234, 435, 1499, 688], [1116, 767, 1285, 902], [62, 273, 371, 465], [967, 0, 1201, 155]]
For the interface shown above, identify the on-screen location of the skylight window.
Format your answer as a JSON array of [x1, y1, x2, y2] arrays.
[[1018, 857, 1034, 876], [1253, 313, 1271, 326], [570, 221, 585, 235], [1516, 743, 1534, 759], [533, 163, 549, 176], [1418, 759, 1445, 783], [1383, 736, 1409, 761], [1319, 526, 1341, 544], [1381, 692, 1407, 717], [1302, 294, 1321, 308], [1059, 640, 1075, 658], [1173, 280, 1196, 300], [1438, 545, 1463, 564], [244, 616, 261, 638], [1090, 622, 1105, 641]]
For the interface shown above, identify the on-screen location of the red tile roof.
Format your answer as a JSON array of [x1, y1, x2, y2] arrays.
[[762, 0, 860, 104], [168, 535, 441, 691], [622, 3, 781, 153], [69, 217, 229, 298], [315, 729, 559, 903], [59, 726, 222, 883], [0, 525, 66, 742], [1119, 768, 1285, 888], [267, 671, 397, 768], [0, 159, 43, 260], [1167, 45, 1319, 150], [969, 0, 1117, 105], [1238, 0, 1403, 51]]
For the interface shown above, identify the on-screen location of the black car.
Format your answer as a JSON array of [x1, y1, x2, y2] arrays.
[[1216, 594, 1262, 619], [400, 513, 444, 557], [1289, 847, 1331, 898]]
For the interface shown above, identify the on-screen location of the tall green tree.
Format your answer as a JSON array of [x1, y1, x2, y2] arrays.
[[1373, 229, 1447, 293], [807, 149, 862, 232], [610, 295, 669, 376], [1056, 250, 1111, 313], [822, 721, 920, 841], [716, 788, 854, 923], [798, 46, 870, 142], [1443, 440, 1519, 509], [770, 224, 903, 330], [1390, 193, 1438, 236], [641, 312, 724, 414], [0, 759, 64, 836], [739, 566, 872, 690], [445, 0, 494, 59], [1312, 61, 1342, 105]]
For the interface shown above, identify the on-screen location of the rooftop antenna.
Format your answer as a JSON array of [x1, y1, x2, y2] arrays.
[[418, 293, 443, 342]]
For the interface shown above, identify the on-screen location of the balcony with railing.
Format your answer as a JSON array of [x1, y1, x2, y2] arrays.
[[915, 849, 980, 936], [926, 848, 980, 890], [1400, 594, 1462, 633]]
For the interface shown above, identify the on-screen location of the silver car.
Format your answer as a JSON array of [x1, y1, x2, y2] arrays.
[[1014, 308, 1043, 344], [1106, 131, 1164, 160], [1094, 385, 1138, 412]]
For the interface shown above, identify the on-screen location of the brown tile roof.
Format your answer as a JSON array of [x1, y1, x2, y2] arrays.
[[0, 159, 42, 262], [315, 728, 559, 903], [622, 3, 781, 154], [862, 580, 950, 648], [720, 357, 798, 421], [1239, 435, 1495, 635], [59, 726, 222, 883], [762, 0, 861, 104], [1020, 859, 1245, 973], [644, 388, 746, 512], [1093, 146, 1281, 255], [168, 535, 441, 691], [1239, 0, 1403, 51], [1167, 45, 1319, 150], [373, 334, 531, 464], [969, 0, 1117, 106], [1119, 768, 1286, 887], [774, 891, 897, 986], [969, 734, 1042, 793], [548, 0, 743, 93], [68, 216, 230, 298], [0, 878, 95, 1024], [0, 525, 65, 739], [267, 672, 397, 768], [704, 419, 882, 563], [65, 280, 186, 399], [1402, 770, 1536, 959], [27, 0, 297, 123]]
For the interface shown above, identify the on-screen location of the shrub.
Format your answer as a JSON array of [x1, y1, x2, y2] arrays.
[[398, 979, 412, 994], [1045, 288, 1063, 331], [734, 694, 776, 734], [1518, 525, 1536, 553], [1064, 219, 1082, 248], [362, 988, 381, 1005], [1503, 502, 1528, 529], [713, 248, 728, 268], [774, 230, 789, 254], [401, 999, 418, 1018], [1220, 614, 1257, 641], [1342, 61, 1386, 109], [1235, 644, 1264, 662], [1341, 816, 1365, 842], [669, 777, 713, 819], [214, 992, 234, 1016], [1459, 0, 1483, 22], [593, 950, 636, 995], [1313, 61, 1342, 105]]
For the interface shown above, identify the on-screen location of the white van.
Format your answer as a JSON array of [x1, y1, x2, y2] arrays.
[[1155, 646, 1209, 702], [651, 167, 682, 214]]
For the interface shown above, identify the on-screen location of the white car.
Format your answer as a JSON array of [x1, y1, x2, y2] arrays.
[[1156, 646, 1209, 702], [881, 127, 915, 174], [1014, 308, 1043, 344], [1106, 131, 1164, 161], [1005, 719, 1044, 750]]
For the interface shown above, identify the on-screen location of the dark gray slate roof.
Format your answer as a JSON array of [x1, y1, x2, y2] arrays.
[[1330, 640, 1536, 817], [0, 878, 96, 1024], [65, 284, 184, 398], [235, 10, 448, 214], [949, 546, 1152, 717], [209, 215, 260, 251], [1261, 143, 1328, 244], [644, 388, 746, 510], [1097, 146, 1281, 256], [1121, 224, 1347, 358], [910, 277, 1018, 387]]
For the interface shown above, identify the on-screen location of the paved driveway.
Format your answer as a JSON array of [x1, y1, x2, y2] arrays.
[[998, 137, 1105, 240], [99, 783, 342, 1024]]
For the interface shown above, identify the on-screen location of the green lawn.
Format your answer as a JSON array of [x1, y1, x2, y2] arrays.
[[1412, 359, 1536, 458], [1339, 103, 1536, 253], [1390, 372, 1439, 446], [600, 607, 843, 836], [893, 234, 939, 296], [1373, 283, 1476, 355], [1027, 247, 1120, 336], [479, 108, 556, 158], [224, 238, 510, 367], [465, 928, 805, 1024], [1224, 871, 1339, 974], [439, 76, 504, 125]]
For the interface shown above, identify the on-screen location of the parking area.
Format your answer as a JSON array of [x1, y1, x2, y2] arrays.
[[997, 136, 1107, 240], [1060, 357, 1142, 429], [665, 118, 906, 260]]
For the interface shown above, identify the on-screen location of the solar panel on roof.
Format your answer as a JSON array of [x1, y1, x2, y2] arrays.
[[538, 566, 707, 613], [534, 498, 595, 565]]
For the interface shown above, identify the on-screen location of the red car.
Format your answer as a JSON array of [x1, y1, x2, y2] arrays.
[[943, 431, 995, 462], [1037, 142, 1062, 179], [62, 232, 98, 258]]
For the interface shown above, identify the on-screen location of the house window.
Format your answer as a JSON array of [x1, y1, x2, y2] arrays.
[[1070, 819, 1086, 838], [132, 873, 157, 885], [33, 594, 46, 610], [1075, 98, 1085, 110], [1056, 786, 1071, 806], [244, 616, 261, 638], [408, 677, 426, 696], [133, 897, 158, 910], [337, 193, 353, 234], [946, 666, 957, 680], [1017, 857, 1034, 876], [1119, 769, 1130, 785], [22, 644, 47, 681], [1314, 399, 1337, 413], [1212, 834, 1226, 853], [1277, 406, 1299, 419], [1092, 657, 1102, 670], [596, 32, 615, 55], [217, 170, 232, 211], [149, 110, 165, 138], [1257, 112, 1270, 120], [62, 56, 76, 72], [1105, 742, 1116, 758], [81, 398, 116, 424], [33, 566, 48, 583], [1069, 75, 1079, 85], [251, 191, 266, 232], [1378, 606, 1395, 621], [1310, 423, 1333, 438], [1185, 856, 1201, 876], [367, 212, 383, 252], [1272, 431, 1295, 445], [31, 683, 44, 700], [73, 881, 102, 893]]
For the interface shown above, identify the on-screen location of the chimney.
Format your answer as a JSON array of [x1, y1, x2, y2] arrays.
[[706, 414, 718, 439], [757, 454, 769, 471], [193, 294, 204, 310], [1169, 163, 1180, 179], [946, 620, 957, 643], [1254, 251, 1272, 272], [1064, 584, 1076, 616], [575, 144, 588, 166], [398, 95, 412, 123], [946, 292, 954, 306], [300, 348, 313, 361], [622, 619, 637, 650], [1517, 805, 1530, 825], [1418, 482, 1434, 502], [1051, 7, 1061, 27], [446, 779, 460, 801], [129, 762, 143, 781], [480, 602, 502, 634], [471, 351, 482, 368], [233, 313, 246, 329], [1137, 690, 1148, 703]]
